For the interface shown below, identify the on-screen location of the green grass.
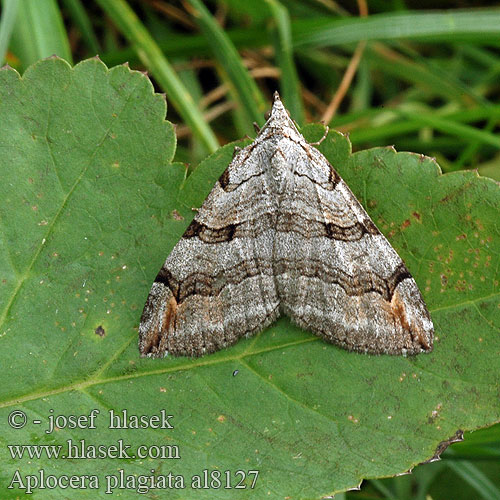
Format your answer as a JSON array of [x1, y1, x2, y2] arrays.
[[2, 1, 499, 498]]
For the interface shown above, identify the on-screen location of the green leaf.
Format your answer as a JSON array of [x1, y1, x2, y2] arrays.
[[0, 58, 499, 499]]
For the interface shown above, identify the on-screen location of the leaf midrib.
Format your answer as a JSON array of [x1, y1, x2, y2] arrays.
[[0, 336, 318, 409]]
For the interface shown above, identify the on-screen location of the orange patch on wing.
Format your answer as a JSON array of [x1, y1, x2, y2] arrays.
[[163, 295, 178, 332], [391, 291, 430, 350], [391, 292, 411, 331]]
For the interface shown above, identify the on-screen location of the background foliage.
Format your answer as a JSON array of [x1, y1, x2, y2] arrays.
[[0, 1, 499, 499]]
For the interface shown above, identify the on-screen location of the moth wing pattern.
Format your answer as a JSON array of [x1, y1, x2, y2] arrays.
[[139, 93, 434, 357], [139, 134, 280, 357], [271, 128, 433, 354]]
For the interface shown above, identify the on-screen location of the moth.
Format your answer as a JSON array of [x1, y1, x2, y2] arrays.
[[139, 93, 433, 358]]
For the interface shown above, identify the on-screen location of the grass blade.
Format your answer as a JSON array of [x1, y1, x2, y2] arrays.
[[346, 106, 500, 145], [445, 449, 500, 500], [266, 0, 304, 125], [186, 0, 267, 131], [61, 0, 101, 55], [103, 11, 500, 65], [8, 0, 72, 67], [366, 43, 484, 106], [95, 0, 219, 153], [398, 109, 500, 149], [0, 0, 20, 65], [293, 10, 500, 47]]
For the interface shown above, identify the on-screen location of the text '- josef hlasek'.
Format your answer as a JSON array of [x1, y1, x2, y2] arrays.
[[6, 408, 259, 494], [9, 408, 174, 433]]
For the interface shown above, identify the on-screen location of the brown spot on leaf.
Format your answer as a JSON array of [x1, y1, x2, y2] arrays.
[[171, 209, 184, 221], [412, 211, 421, 222], [401, 219, 411, 230], [94, 325, 106, 337]]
